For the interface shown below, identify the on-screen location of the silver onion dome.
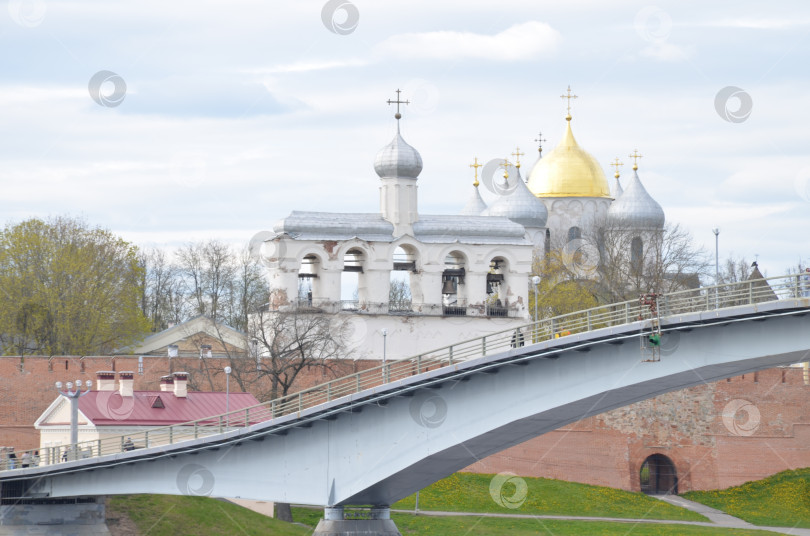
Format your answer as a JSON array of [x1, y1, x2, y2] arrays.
[[460, 185, 488, 216], [374, 124, 423, 179], [606, 169, 665, 229], [482, 167, 548, 228], [611, 174, 624, 199]]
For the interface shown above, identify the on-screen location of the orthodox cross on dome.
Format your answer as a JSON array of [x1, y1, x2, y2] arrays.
[[560, 85, 578, 120], [511, 147, 525, 168], [469, 157, 482, 187], [387, 88, 410, 120], [610, 157, 624, 178], [628, 149, 643, 170], [534, 132, 547, 154], [500, 158, 512, 180]]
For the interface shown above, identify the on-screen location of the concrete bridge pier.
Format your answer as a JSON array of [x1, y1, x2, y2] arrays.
[[312, 506, 401, 536], [0, 497, 109, 535]]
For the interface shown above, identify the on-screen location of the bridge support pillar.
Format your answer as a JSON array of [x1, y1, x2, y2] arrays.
[[0, 496, 109, 535], [312, 506, 401, 536]]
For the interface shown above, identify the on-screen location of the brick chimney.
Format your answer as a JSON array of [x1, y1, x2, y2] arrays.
[[160, 375, 174, 392], [96, 371, 116, 391], [119, 371, 135, 397], [172, 372, 189, 398]]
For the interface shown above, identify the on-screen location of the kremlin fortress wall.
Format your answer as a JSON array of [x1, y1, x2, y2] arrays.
[[2, 354, 809, 494]]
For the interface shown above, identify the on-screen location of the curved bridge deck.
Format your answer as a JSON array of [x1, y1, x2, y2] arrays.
[[2, 274, 809, 508]]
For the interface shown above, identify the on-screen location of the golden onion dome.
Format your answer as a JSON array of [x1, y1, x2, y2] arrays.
[[527, 117, 611, 198]]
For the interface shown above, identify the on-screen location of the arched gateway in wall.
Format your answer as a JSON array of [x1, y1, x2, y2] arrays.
[[639, 454, 678, 495]]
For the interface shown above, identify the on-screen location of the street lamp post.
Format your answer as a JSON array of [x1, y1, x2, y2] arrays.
[[55, 379, 93, 461], [532, 275, 541, 341], [531, 275, 541, 321], [381, 328, 388, 383], [712, 228, 720, 309], [224, 366, 231, 427]]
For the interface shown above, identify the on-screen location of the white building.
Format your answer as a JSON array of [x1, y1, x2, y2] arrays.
[[256, 89, 664, 361], [34, 371, 258, 464]]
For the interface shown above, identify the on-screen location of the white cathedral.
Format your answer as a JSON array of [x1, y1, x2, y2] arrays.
[[257, 88, 665, 360]]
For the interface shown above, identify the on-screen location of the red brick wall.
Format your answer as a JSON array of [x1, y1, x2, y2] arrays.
[[0, 355, 377, 451], [2, 357, 808, 493], [465, 368, 810, 492]]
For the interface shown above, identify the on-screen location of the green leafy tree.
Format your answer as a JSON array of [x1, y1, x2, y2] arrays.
[[531, 247, 600, 319], [0, 216, 149, 355]]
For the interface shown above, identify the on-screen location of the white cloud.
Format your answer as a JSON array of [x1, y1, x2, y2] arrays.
[[374, 21, 561, 61], [250, 59, 369, 75], [703, 18, 810, 30], [639, 42, 694, 62], [669, 202, 794, 230]]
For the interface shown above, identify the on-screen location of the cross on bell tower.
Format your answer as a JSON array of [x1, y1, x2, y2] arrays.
[[387, 89, 410, 120]]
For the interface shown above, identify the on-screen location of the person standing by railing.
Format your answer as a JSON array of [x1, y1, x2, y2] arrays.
[[511, 328, 525, 348]]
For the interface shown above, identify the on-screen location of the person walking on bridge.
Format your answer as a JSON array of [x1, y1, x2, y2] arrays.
[[511, 328, 525, 348]]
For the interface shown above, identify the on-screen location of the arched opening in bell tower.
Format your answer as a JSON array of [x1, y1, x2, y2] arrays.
[[442, 251, 467, 316], [341, 248, 365, 310], [390, 245, 416, 312]]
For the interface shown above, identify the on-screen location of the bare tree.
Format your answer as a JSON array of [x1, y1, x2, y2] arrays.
[[388, 278, 412, 311], [177, 240, 237, 321], [140, 248, 186, 332], [719, 256, 753, 285], [530, 222, 709, 320], [589, 222, 709, 303], [250, 291, 351, 401], [224, 248, 266, 332]]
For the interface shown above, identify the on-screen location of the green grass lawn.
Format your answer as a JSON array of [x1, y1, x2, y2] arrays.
[[291, 506, 775, 535], [684, 467, 810, 528], [108, 494, 310, 536], [110, 469, 810, 535], [391, 472, 707, 521]]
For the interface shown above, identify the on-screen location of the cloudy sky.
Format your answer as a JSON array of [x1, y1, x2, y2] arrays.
[[2, 0, 809, 275]]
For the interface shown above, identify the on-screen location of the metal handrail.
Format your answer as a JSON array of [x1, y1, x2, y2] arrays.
[[2, 273, 807, 473]]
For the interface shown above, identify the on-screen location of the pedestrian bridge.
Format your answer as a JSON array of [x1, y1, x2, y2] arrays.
[[2, 275, 810, 512]]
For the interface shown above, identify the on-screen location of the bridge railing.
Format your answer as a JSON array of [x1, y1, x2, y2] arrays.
[[3, 273, 807, 473]]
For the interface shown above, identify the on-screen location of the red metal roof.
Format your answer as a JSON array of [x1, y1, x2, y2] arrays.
[[64, 390, 261, 427]]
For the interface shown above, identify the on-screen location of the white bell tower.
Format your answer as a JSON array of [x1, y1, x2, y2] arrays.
[[374, 90, 422, 238]]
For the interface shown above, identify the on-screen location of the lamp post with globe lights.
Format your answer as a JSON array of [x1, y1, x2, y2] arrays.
[[55, 379, 93, 461], [713, 228, 720, 309], [381, 328, 388, 383], [224, 366, 232, 427], [532, 275, 541, 341]]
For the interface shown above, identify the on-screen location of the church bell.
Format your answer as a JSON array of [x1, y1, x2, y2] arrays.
[[442, 278, 457, 294]]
